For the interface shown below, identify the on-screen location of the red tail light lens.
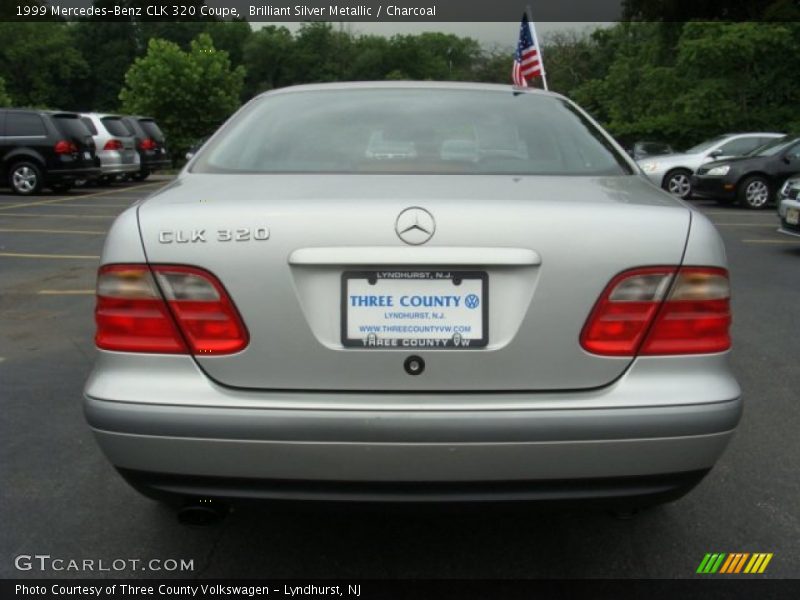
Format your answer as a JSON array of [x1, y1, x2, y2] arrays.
[[139, 138, 157, 151], [580, 267, 731, 356], [95, 266, 186, 353], [95, 265, 248, 355], [54, 140, 78, 154], [103, 139, 123, 151], [640, 268, 731, 355]]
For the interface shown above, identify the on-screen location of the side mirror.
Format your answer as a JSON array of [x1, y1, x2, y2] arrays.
[[708, 149, 723, 158]]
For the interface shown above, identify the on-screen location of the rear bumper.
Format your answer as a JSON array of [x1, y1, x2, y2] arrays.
[[778, 198, 800, 235], [139, 153, 170, 171], [47, 167, 102, 182], [97, 151, 140, 175], [84, 352, 741, 502], [117, 467, 711, 504]]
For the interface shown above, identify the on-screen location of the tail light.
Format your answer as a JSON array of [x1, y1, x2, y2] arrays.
[[580, 267, 731, 356], [95, 265, 248, 355], [103, 139, 124, 151], [54, 140, 78, 154], [139, 138, 157, 151]]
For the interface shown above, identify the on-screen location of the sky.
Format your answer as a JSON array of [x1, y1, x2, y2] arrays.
[[254, 22, 611, 50]]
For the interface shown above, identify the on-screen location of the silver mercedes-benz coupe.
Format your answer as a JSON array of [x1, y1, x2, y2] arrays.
[[84, 82, 741, 515]]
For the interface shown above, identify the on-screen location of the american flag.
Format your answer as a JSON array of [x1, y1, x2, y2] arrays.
[[512, 14, 542, 87]]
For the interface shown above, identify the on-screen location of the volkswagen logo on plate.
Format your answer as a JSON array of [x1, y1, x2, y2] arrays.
[[395, 207, 436, 245]]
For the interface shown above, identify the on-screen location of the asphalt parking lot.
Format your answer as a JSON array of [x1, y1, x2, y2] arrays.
[[1, 179, 798, 580]]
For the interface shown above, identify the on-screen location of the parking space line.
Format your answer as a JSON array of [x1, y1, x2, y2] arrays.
[[0, 181, 163, 211], [701, 211, 776, 216], [37, 290, 95, 295], [0, 228, 105, 235], [0, 213, 116, 219], [742, 238, 800, 244], [715, 223, 778, 227], [0, 252, 100, 260], [7, 202, 133, 209]]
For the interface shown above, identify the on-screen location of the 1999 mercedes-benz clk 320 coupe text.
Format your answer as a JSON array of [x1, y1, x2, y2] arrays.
[[84, 82, 741, 515]]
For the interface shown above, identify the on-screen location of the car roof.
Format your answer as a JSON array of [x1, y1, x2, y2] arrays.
[[721, 132, 784, 137], [80, 112, 126, 119], [257, 80, 566, 101], [3, 108, 79, 118]]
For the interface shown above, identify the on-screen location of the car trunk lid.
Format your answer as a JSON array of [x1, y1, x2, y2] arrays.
[[137, 174, 690, 392]]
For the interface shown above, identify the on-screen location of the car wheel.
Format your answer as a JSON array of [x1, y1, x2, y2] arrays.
[[738, 176, 771, 210], [663, 169, 692, 199], [8, 161, 43, 195], [132, 169, 151, 182], [50, 182, 74, 193]]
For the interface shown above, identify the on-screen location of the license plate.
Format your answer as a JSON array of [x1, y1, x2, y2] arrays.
[[83, 152, 91, 160], [342, 270, 488, 349], [787, 208, 799, 225]]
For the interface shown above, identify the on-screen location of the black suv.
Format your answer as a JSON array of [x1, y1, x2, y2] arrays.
[[0, 109, 101, 195], [120, 116, 170, 181]]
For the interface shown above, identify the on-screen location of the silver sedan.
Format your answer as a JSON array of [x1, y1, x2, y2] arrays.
[[84, 82, 741, 517]]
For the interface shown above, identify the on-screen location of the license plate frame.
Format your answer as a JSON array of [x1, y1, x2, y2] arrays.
[[787, 208, 799, 225], [341, 270, 488, 349]]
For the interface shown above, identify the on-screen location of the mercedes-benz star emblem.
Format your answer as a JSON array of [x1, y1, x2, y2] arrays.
[[395, 207, 435, 245]]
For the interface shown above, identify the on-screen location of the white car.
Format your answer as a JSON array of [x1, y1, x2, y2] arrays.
[[638, 132, 783, 198]]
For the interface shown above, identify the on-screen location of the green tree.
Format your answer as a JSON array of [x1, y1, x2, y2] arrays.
[[70, 21, 139, 111], [0, 76, 12, 106], [202, 20, 252, 69], [242, 25, 294, 96], [0, 22, 88, 108], [290, 23, 354, 83], [568, 22, 800, 147], [385, 33, 481, 81], [119, 33, 245, 161]]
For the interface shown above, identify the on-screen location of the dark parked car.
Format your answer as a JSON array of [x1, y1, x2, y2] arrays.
[[628, 141, 674, 160], [0, 109, 101, 194], [120, 116, 170, 180], [691, 135, 800, 209]]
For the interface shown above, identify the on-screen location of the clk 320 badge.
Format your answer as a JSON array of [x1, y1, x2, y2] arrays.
[[158, 227, 270, 244]]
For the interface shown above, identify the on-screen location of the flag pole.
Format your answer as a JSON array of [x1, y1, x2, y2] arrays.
[[525, 6, 548, 90]]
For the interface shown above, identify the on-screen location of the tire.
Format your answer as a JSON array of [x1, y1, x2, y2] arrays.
[[50, 182, 73, 193], [8, 161, 43, 195], [737, 175, 771, 210], [663, 169, 692, 199], [132, 169, 151, 182]]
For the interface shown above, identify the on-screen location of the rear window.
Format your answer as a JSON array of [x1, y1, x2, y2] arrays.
[[192, 89, 633, 176], [7, 112, 47, 137], [138, 119, 165, 141], [54, 115, 93, 141], [101, 117, 131, 137], [79, 117, 98, 135]]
